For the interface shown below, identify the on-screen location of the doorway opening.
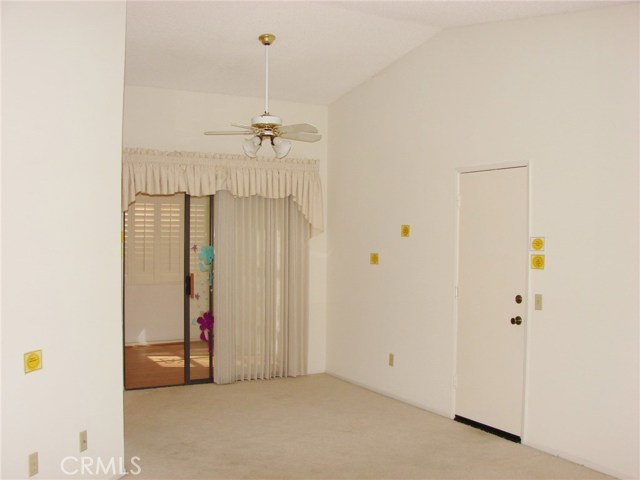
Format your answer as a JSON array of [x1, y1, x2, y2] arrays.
[[123, 193, 214, 389]]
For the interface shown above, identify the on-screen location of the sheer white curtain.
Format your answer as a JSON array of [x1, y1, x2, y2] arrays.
[[213, 191, 309, 383]]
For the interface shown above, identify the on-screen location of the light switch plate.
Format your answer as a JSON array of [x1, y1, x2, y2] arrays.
[[535, 294, 543, 311], [28, 452, 38, 477]]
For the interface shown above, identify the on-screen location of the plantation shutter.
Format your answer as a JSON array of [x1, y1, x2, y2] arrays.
[[124, 194, 185, 285]]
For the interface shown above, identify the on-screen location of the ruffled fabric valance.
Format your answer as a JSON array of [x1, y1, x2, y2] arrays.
[[122, 148, 324, 235]]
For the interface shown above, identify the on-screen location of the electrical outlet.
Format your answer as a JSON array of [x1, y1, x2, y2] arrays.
[[80, 430, 88, 452], [28, 452, 38, 477], [388, 353, 394, 367]]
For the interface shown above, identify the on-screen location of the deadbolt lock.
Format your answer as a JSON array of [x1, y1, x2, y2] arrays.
[[515, 295, 523, 304], [510, 316, 523, 325]]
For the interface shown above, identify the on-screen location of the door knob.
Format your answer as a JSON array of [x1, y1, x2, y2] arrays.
[[510, 316, 523, 325]]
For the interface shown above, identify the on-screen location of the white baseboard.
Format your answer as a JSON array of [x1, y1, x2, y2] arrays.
[[327, 371, 629, 478], [326, 370, 452, 419], [522, 439, 630, 479]]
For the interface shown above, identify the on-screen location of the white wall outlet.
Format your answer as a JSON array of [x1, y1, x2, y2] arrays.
[[388, 353, 394, 367], [80, 430, 88, 452], [28, 452, 38, 477]]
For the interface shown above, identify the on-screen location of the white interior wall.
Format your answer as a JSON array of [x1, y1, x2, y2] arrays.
[[122, 86, 329, 373], [2, 2, 637, 478], [1, 2, 126, 478], [327, 4, 638, 479]]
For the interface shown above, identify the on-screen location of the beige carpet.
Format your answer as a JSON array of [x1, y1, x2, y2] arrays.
[[124, 374, 612, 479]]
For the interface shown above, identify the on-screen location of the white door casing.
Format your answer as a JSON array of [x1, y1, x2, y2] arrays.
[[456, 166, 528, 436]]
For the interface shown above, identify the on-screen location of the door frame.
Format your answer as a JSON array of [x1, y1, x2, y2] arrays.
[[451, 161, 532, 439], [184, 194, 215, 385]]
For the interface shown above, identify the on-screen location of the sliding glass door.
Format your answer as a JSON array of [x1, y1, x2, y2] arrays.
[[123, 194, 214, 389]]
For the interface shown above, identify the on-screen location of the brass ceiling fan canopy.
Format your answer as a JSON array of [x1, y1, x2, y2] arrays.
[[258, 33, 276, 46]]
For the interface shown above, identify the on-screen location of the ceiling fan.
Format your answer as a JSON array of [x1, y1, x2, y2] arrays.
[[204, 33, 321, 159]]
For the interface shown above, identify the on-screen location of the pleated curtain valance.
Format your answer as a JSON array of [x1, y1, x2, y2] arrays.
[[122, 148, 324, 236]]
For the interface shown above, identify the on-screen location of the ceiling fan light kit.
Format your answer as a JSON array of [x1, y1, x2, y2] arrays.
[[242, 136, 262, 158], [205, 34, 321, 159], [272, 136, 292, 159]]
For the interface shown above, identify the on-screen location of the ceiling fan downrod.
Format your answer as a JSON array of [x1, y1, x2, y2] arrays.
[[259, 33, 275, 115]]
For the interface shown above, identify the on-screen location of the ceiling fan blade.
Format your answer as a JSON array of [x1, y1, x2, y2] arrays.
[[279, 132, 322, 143], [277, 123, 318, 135], [204, 131, 254, 136], [230, 123, 255, 130]]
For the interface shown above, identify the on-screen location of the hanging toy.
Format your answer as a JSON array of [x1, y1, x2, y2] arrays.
[[196, 311, 214, 354], [198, 245, 214, 271]]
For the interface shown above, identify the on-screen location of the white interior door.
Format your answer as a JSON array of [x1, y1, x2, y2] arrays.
[[456, 167, 528, 436]]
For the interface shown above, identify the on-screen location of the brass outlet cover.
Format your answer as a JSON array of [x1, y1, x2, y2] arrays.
[[24, 350, 42, 374], [531, 254, 545, 270], [530, 236, 545, 251]]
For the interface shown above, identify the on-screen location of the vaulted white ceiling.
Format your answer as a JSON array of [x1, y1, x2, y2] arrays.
[[125, 1, 617, 105]]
